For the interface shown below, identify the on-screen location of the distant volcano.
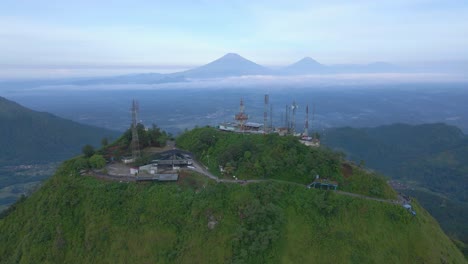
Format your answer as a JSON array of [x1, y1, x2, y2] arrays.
[[171, 53, 273, 78], [282, 57, 328, 74]]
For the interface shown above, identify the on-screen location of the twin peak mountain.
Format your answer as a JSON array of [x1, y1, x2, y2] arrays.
[[171, 53, 400, 78]]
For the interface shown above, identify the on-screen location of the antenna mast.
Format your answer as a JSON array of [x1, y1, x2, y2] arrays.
[[235, 98, 248, 131], [264, 94, 269, 133], [291, 101, 298, 135], [270, 103, 273, 130], [131, 99, 140, 161], [304, 104, 309, 137]]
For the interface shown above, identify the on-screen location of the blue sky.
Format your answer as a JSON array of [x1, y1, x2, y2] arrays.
[[1, 0, 467, 72]]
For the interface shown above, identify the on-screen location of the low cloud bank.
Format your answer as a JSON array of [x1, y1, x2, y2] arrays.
[[29, 73, 468, 92]]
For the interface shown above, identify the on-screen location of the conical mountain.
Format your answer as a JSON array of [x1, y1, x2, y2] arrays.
[[282, 57, 328, 74], [172, 53, 272, 78]]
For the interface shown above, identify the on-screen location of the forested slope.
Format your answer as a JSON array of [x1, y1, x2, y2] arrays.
[[322, 123, 468, 249], [0, 96, 118, 165]]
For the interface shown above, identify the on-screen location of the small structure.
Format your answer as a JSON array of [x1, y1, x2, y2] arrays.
[[139, 164, 158, 174], [300, 138, 321, 147], [152, 153, 193, 166], [307, 179, 338, 190], [130, 167, 139, 176], [244, 122, 263, 131], [218, 123, 237, 132], [136, 173, 179, 182], [403, 203, 416, 216], [122, 157, 134, 164]]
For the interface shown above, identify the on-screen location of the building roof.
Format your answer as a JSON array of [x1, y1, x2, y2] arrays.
[[136, 173, 179, 182], [157, 174, 179, 181], [245, 122, 263, 128]]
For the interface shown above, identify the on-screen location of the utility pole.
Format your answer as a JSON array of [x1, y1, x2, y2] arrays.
[[304, 104, 309, 137], [131, 100, 140, 161], [291, 101, 298, 135], [264, 94, 269, 133]]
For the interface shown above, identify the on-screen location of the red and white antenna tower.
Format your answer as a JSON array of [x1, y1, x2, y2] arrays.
[[235, 98, 248, 131]]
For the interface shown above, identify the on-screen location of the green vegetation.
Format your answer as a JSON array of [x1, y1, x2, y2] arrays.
[[0, 96, 118, 166], [0, 159, 465, 263], [322, 123, 468, 247], [323, 123, 468, 202], [89, 154, 106, 169], [405, 189, 468, 253], [176, 127, 342, 182], [82, 144, 95, 158], [176, 127, 395, 199], [0, 96, 119, 210], [101, 123, 169, 161]]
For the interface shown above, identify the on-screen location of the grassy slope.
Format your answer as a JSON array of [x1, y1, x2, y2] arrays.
[[322, 123, 468, 249], [0, 162, 465, 263], [0, 96, 119, 211]]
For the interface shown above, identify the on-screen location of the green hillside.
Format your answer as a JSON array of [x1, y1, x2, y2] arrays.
[[0, 96, 120, 211], [0, 159, 465, 263], [322, 123, 468, 246], [176, 127, 395, 200], [0, 96, 119, 165]]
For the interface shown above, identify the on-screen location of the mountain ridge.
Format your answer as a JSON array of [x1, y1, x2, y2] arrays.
[[0, 96, 119, 165], [0, 54, 404, 86]]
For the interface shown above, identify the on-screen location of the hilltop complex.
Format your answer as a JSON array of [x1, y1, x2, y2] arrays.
[[218, 95, 320, 147]]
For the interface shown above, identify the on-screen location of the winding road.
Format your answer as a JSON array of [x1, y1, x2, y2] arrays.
[[188, 156, 405, 205], [91, 144, 407, 206]]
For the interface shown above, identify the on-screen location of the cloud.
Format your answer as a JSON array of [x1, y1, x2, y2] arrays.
[[0, 17, 225, 65], [1, 0, 467, 68], [26, 73, 468, 92]]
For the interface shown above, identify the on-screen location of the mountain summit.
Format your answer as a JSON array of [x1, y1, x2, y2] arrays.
[[282, 57, 327, 74], [0, 126, 466, 263], [173, 53, 272, 78]]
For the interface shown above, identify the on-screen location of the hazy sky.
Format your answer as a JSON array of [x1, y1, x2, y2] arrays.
[[1, 0, 467, 70]]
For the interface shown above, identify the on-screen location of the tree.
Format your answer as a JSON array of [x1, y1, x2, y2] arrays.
[[82, 144, 95, 158], [73, 157, 89, 170], [89, 154, 106, 169], [101, 137, 109, 147], [359, 159, 366, 168]]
